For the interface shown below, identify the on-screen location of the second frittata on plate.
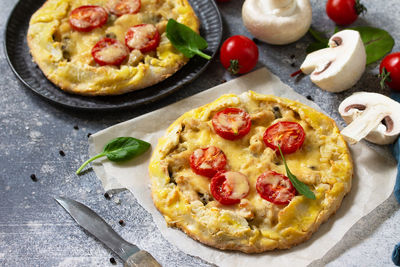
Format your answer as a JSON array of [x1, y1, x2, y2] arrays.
[[27, 0, 199, 95]]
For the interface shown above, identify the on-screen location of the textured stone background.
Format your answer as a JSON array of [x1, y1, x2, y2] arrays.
[[1, 0, 399, 266]]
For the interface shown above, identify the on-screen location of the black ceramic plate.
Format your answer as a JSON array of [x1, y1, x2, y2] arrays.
[[4, 0, 222, 110]]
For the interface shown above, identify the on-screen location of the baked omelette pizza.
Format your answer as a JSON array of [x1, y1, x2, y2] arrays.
[[149, 91, 353, 253], [27, 0, 199, 95]]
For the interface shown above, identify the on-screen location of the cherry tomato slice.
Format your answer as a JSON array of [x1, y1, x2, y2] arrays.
[[256, 171, 296, 205], [108, 0, 141, 16], [380, 52, 400, 92], [210, 171, 250, 205], [212, 108, 251, 140], [190, 146, 227, 178], [69, 5, 108, 32], [263, 121, 305, 154], [125, 24, 160, 53], [91, 38, 129, 66]]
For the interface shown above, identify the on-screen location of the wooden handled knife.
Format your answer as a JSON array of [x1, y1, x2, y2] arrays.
[[55, 197, 161, 267]]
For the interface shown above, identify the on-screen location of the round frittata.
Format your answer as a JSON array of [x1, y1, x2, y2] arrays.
[[27, 0, 199, 95], [149, 91, 353, 253]]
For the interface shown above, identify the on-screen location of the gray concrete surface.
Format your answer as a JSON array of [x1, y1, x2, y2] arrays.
[[0, 0, 399, 266]]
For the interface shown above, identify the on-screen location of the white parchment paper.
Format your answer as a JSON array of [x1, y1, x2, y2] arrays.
[[88, 68, 397, 267]]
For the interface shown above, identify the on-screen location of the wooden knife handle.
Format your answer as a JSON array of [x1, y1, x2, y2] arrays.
[[124, 250, 161, 267]]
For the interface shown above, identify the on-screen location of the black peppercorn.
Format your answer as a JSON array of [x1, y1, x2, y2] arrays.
[[73, 125, 79, 130], [87, 133, 92, 138], [30, 174, 38, 182], [119, 220, 125, 226], [59, 150, 65, 157], [104, 193, 111, 200], [109, 257, 116, 264]]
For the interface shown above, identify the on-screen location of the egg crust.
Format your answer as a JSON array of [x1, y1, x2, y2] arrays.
[[27, 0, 199, 95], [149, 91, 353, 253]]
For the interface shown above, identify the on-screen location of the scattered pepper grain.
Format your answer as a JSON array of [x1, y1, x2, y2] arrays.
[[30, 174, 38, 182]]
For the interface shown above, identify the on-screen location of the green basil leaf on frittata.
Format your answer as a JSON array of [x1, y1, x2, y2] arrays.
[[166, 19, 211, 60]]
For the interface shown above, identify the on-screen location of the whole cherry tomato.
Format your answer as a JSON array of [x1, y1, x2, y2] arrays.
[[190, 146, 227, 178], [379, 52, 400, 92], [107, 0, 141, 16], [125, 24, 160, 53], [256, 171, 296, 205], [212, 108, 252, 140], [91, 38, 129, 66], [326, 0, 367, 26], [220, 35, 258, 75], [210, 171, 250, 205], [69, 5, 108, 32], [263, 121, 305, 154]]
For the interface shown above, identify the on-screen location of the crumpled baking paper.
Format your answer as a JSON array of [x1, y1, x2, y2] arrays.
[[88, 68, 397, 267]]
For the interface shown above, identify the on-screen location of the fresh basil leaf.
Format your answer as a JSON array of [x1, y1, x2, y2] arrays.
[[306, 28, 329, 53], [278, 145, 316, 200], [76, 137, 151, 174], [306, 42, 328, 54], [349, 26, 395, 65], [104, 137, 150, 162], [309, 28, 328, 43], [166, 19, 211, 60]]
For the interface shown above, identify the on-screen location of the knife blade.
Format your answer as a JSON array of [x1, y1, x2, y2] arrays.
[[55, 197, 161, 267]]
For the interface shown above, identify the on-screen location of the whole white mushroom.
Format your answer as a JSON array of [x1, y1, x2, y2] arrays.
[[242, 0, 312, 45]]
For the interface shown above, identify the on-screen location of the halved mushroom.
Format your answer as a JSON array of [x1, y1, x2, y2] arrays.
[[338, 92, 400, 145], [300, 30, 366, 92], [242, 0, 312, 45]]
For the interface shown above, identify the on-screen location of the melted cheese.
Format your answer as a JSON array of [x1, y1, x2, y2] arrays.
[[225, 171, 250, 199], [127, 24, 156, 49], [217, 112, 246, 132], [96, 41, 128, 62]]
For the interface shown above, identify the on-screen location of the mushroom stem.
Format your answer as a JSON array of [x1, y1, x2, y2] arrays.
[[265, 0, 293, 9], [340, 104, 390, 144], [258, 0, 296, 16]]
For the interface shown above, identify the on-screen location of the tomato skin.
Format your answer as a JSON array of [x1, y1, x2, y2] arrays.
[[210, 171, 249, 205], [263, 121, 305, 154], [91, 38, 129, 66], [220, 35, 258, 75], [190, 146, 227, 178], [212, 108, 252, 140], [380, 52, 400, 92], [125, 24, 160, 53], [326, 0, 360, 25], [256, 171, 296, 205], [108, 0, 141, 16], [69, 5, 108, 32]]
